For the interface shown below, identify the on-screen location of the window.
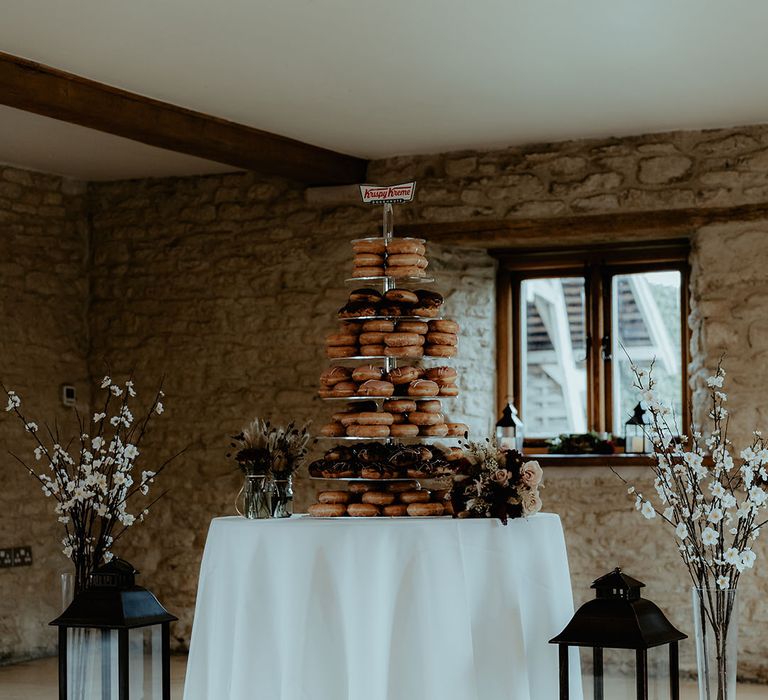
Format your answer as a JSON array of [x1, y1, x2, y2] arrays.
[[496, 241, 690, 449]]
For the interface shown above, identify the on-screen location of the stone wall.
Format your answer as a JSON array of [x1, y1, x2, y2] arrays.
[[6, 122, 768, 681], [0, 166, 89, 663], [369, 123, 768, 223]]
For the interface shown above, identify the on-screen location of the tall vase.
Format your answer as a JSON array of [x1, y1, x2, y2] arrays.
[[236, 474, 272, 519], [692, 587, 738, 700], [271, 477, 294, 518]]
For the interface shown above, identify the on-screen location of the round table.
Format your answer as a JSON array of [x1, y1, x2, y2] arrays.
[[184, 513, 582, 700]]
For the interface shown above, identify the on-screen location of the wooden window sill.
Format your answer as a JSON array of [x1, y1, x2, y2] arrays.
[[524, 453, 654, 467]]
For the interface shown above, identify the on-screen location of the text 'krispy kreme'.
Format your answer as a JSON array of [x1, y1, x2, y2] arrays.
[[359, 181, 416, 204]]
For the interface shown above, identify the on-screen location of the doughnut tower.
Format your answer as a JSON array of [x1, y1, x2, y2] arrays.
[[307, 228, 468, 518]]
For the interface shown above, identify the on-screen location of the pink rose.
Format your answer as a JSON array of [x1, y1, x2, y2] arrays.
[[491, 469, 512, 487], [520, 460, 543, 489], [521, 489, 542, 516]]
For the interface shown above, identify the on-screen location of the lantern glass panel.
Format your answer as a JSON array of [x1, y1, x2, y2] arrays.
[[611, 270, 683, 436], [66, 628, 119, 697], [579, 646, 670, 699], [129, 625, 164, 700]]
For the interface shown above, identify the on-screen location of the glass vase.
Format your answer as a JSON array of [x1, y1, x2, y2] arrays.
[[692, 587, 738, 700], [271, 477, 293, 518], [236, 475, 272, 519]]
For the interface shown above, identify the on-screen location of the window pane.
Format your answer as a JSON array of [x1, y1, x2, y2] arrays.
[[611, 270, 683, 436], [521, 277, 587, 438]]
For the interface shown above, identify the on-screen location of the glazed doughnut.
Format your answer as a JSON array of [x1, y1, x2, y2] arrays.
[[408, 411, 444, 426], [390, 424, 420, 437], [308, 503, 347, 517], [358, 380, 395, 396], [382, 504, 409, 517], [420, 423, 449, 437], [353, 266, 385, 278], [396, 320, 429, 334], [426, 332, 458, 346], [387, 482, 419, 493], [318, 387, 334, 398], [339, 302, 378, 318], [383, 399, 417, 413], [318, 490, 351, 504], [362, 491, 396, 506], [320, 368, 351, 389], [348, 288, 382, 304], [359, 332, 387, 345], [384, 332, 424, 347], [347, 503, 380, 517], [386, 239, 425, 255], [390, 413, 406, 424], [407, 502, 445, 517], [360, 467, 383, 480], [384, 346, 424, 359], [354, 253, 385, 267], [347, 424, 390, 438], [321, 423, 346, 437], [426, 345, 457, 358], [387, 253, 426, 268], [339, 413, 362, 427], [326, 333, 359, 347], [339, 321, 360, 337], [408, 380, 440, 397], [388, 265, 425, 278], [429, 319, 460, 334], [439, 383, 459, 397], [360, 344, 386, 357], [418, 400, 442, 413], [356, 412, 394, 426], [446, 423, 470, 437], [387, 366, 422, 384], [348, 482, 374, 494], [331, 381, 358, 397], [362, 320, 394, 333], [400, 490, 431, 504], [411, 306, 439, 318], [326, 346, 358, 359], [416, 290, 444, 307], [384, 289, 419, 304], [353, 239, 386, 255], [426, 366, 458, 383], [352, 365, 383, 382], [446, 447, 465, 461]]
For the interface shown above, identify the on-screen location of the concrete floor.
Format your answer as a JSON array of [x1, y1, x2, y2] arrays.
[[1, 655, 766, 699]]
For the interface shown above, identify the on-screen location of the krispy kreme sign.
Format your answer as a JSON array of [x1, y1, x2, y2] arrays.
[[359, 182, 416, 204]]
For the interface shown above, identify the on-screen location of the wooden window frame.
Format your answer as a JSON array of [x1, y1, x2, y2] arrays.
[[494, 239, 691, 452]]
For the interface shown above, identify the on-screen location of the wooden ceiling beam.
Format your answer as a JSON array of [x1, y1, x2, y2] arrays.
[[0, 51, 368, 185], [397, 202, 768, 248]]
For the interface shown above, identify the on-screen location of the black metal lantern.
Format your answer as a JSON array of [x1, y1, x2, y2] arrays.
[[550, 568, 686, 700], [51, 559, 177, 700], [624, 402, 652, 454], [496, 400, 524, 452]]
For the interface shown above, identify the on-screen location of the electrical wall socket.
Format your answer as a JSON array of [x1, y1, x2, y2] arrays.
[[0, 548, 12, 568], [12, 546, 32, 567]]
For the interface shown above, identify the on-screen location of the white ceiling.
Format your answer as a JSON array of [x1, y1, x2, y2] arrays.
[[3, 0, 768, 180]]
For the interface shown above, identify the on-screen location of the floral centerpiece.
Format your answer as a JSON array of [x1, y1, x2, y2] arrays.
[[450, 439, 543, 524], [3, 376, 175, 594], [228, 418, 311, 518], [619, 360, 767, 700]]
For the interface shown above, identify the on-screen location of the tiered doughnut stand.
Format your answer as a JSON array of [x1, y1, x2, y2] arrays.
[[307, 183, 466, 517]]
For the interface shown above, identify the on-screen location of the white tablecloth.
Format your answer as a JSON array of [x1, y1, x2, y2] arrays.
[[184, 513, 582, 700]]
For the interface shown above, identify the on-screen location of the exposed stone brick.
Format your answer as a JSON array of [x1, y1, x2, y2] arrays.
[[637, 155, 692, 184]]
